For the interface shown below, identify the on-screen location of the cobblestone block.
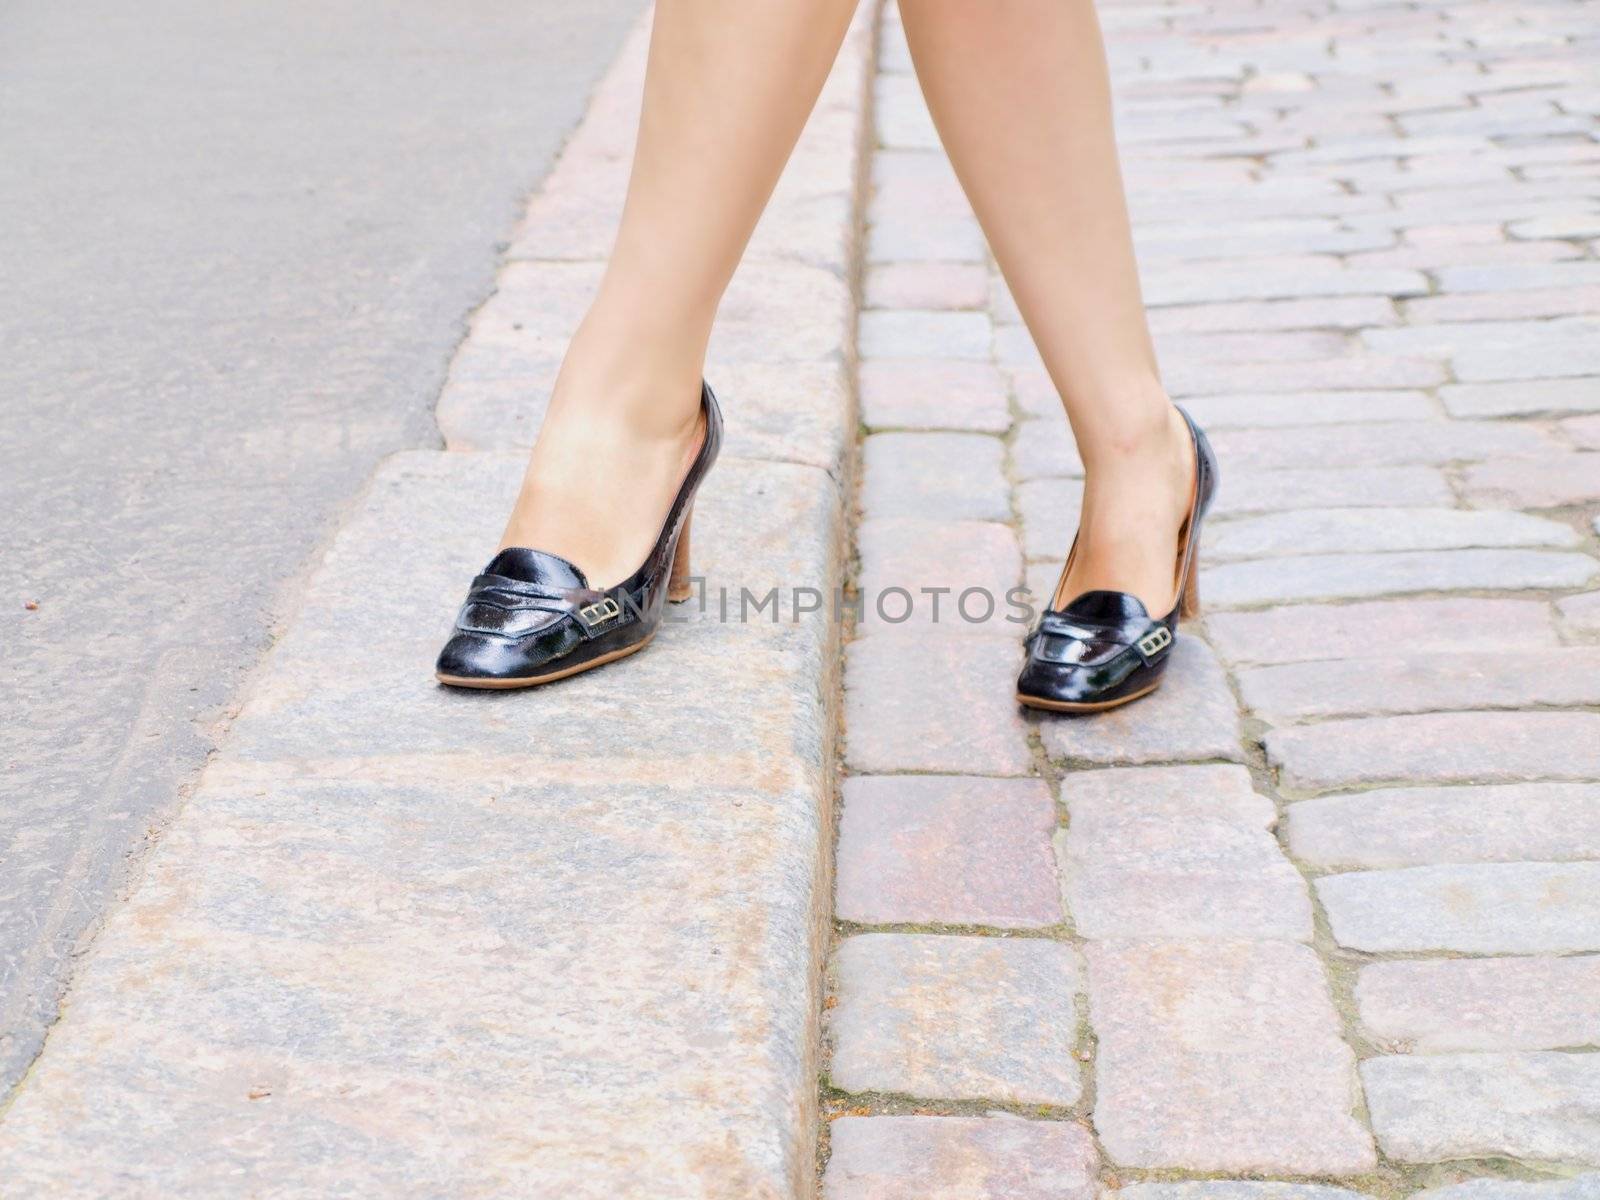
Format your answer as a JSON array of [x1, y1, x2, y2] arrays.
[[1440, 378, 1600, 417], [1408, 286, 1600, 324], [859, 311, 992, 361], [1011, 418, 1085, 480], [868, 219, 988, 264], [1239, 648, 1600, 721], [1169, 357, 1447, 397], [1362, 1052, 1600, 1165], [708, 263, 857, 364], [1040, 637, 1244, 766], [1563, 413, 1600, 450], [1122, 1186, 1367, 1200], [835, 777, 1060, 928], [993, 324, 1045, 370], [1559, 591, 1600, 636], [1206, 598, 1558, 666], [1148, 296, 1399, 333], [1010, 368, 1061, 419], [860, 432, 1011, 522], [858, 360, 1011, 433], [1435, 262, 1600, 292], [1206, 507, 1577, 561], [1143, 264, 1428, 305], [1412, 1176, 1600, 1200], [1286, 782, 1600, 869], [846, 634, 1034, 776], [1086, 940, 1376, 1174], [1154, 330, 1350, 363], [1057, 765, 1311, 939], [1357, 957, 1600, 1052], [870, 149, 968, 220], [856, 519, 1022, 637], [1455, 336, 1600, 383], [1265, 712, 1600, 793], [828, 934, 1082, 1105], [1361, 317, 1596, 360], [1211, 420, 1558, 470], [874, 74, 940, 150], [823, 1115, 1098, 1200], [1015, 478, 1082, 563], [1181, 390, 1434, 429], [1204, 548, 1598, 608], [1464, 454, 1600, 507], [1353, 242, 1581, 272], [1317, 862, 1600, 953], [864, 263, 990, 312], [1211, 466, 1453, 517]]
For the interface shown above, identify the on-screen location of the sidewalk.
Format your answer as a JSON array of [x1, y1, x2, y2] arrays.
[[0, 9, 873, 1197], [825, 0, 1599, 1195]]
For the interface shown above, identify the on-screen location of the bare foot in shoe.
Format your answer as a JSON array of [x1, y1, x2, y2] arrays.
[[500, 373, 706, 589], [1054, 403, 1196, 616]]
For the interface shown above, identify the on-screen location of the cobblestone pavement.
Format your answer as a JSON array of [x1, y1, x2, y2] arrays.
[[826, 0, 1600, 1195]]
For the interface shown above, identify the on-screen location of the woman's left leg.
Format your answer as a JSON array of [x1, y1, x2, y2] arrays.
[[896, 0, 1195, 618]]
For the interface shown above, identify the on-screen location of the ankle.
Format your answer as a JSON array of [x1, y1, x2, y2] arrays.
[[548, 335, 705, 445], [1076, 398, 1188, 476]]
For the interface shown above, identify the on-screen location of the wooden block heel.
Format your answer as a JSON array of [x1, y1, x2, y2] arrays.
[[1178, 543, 1201, 620], [668, 506, 694, 603]]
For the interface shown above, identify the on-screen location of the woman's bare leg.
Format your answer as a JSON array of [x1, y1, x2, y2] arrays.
[[502, 0, 859, 586], [898, 0, 1195, 615]]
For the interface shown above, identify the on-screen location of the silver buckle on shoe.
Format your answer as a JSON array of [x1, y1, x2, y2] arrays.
[[1136, 627, 1173, 658], [577, 596, 622, 628]]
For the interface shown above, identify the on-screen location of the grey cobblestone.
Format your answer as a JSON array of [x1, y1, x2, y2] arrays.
[[1212, 464, 1454, 516], [1356, 957, 1600, 1053], [1317, 862, 1600, 953], [835, 777, 1060, 928], [1057, 765, 1311, 939], [1207, 598, 1559, 666], [1464, 453, 1600, 508], [1362, 1052, 1600, 1166], [828, 934, 1082, 1106], [1182, 390, 1434, 430], [824, 1116, 1098, 1200], [855, 518, 1022, 637], [1414, 1179, 1600, 1200], [1204, 548, 1598, 608], [846, 634, 1034, 776], [860, 432, 1011, 522], [1205, 508, 1578, 561], [1266, 712, 1600, 793], [858, 360, 1011, 433], [1286, 782, 1600, 869], [1559, 591, 1600, 636], [1238, 648, 1600, 722], [1086, 940, 1375, 1174]]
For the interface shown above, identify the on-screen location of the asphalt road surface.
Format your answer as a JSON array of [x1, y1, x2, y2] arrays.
[[0, 0, 643, 1096]]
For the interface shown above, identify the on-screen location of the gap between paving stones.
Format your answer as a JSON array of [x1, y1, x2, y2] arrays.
[[0, 7, 878, 1198]]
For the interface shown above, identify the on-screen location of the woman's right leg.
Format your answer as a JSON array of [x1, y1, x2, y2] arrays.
[[502, 0, 860, 587]]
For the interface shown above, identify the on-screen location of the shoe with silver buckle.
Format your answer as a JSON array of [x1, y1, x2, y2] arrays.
[[434, 381, 722, 689], [1016, 405, 1217, 713]]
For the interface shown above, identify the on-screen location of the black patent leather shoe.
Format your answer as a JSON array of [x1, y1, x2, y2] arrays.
[[1016, 405, 1218, 713], [435, 382, 723, 689]]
